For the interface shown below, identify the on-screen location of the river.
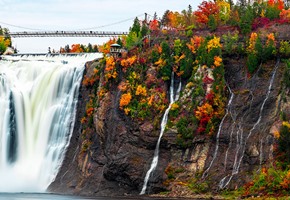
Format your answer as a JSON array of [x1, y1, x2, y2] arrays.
[[0, 193, 195, 200]]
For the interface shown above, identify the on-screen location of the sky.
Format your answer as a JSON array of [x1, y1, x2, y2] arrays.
[[0, 0, 203, 53]]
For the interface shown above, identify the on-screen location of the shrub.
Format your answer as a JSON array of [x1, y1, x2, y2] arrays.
[[265, 6, 281, 20], [278, 121, 290, 165], [239, 6, 254, 35], [284, 60, 290, 88], [247, 53, 259, 74], [252, 17, 270, 30], [279, 41, 290, 58], [222, 32, 239, 56]]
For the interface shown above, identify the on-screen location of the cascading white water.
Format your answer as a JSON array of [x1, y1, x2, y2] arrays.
[[140, 72, 181, 195], [219, 60, 280, 189], [202, 84, 234, 178], [0, 53, 102, 192]]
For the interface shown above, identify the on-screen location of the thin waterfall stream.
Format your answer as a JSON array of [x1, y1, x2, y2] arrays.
[[219, 60, 280, 189], [202, 83, 234, 178], [0, 53, 101, 192], [140, 72, 181, 195]]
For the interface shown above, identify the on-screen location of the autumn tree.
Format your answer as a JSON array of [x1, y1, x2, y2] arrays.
[[194, 1, 219, 27], [70, 44, 84, 53], [217, 0, 231, 24]]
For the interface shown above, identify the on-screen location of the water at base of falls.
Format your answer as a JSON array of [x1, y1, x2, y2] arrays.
[[0, 53, 102, 193]]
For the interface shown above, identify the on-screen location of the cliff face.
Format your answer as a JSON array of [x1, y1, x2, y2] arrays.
[[49, 60, 171, 196], [49, 55, 288, 197]]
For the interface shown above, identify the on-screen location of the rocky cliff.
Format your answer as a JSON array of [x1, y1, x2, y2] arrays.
[[49, 33, 290, 197]]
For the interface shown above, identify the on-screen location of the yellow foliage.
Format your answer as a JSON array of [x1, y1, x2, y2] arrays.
[[273, 130, 280, 139], [217, 0, 231, 22], [154, 58, 166, 67], [207, 36, 222, 52], [135, 85, 147, 96], [174, 54, 185, 64], [171, 103, 179, 111], [124, 107, 131, 115], [282, 121, 290, 129]]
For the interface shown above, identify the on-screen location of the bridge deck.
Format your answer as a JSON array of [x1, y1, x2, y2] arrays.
[[7, 31, 128, 38]]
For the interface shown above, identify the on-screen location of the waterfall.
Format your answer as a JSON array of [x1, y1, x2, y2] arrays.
[[202, 84, 234, 178], [140, 72, 181, 195], [0, 53, 101, 192], [219, 60, 280, 189]]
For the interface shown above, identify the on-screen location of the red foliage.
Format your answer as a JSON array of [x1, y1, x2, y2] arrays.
[[197, 126, 206, 134], [205, 92, 214, 103], [278, 0, 285, 10], [200, 116, 210, 126], [149, 19, 160, 31], [194, 0, 219, 25], [252, 17, 270, 30], [268, 0, 275, 6], [202, 75, 214, 84]]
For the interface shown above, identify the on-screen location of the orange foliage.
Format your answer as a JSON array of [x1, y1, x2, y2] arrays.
[[119, 93, 132, 108], [266, 33, 276, 46], [105, 56, 118, 80], [280, 8, 290, 21], [247, 32, 258, 53], [214, 56, 222, 67], [71, 44, 84, 53], [268, 0, 284, 10], [120, 56, 137, 70], [195, 103, 214, 120], [118, 81, 129, 92], [194, 1, 219, 25], [187, 36, 204, 54], [86, 107, 94, 117], [99, 39, 116, 54]]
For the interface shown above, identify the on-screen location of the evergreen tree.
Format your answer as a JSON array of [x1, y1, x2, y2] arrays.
[[130, 17, 141, 37], [153, 12, 158, 20], [140, 24, 149, 38], [93, 45, 98, 52], [161, 10, 170, 27], [116, 38, 122, 46], [64, 44, 70, 53], [87, 43, 93, 52], [239, 5, 254, 34], [208, 14, 217, 31]]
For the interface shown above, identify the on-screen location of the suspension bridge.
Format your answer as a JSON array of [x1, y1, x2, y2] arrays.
[[5, 30, 128, 38]]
